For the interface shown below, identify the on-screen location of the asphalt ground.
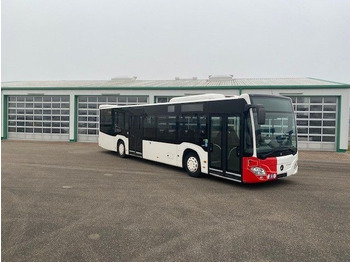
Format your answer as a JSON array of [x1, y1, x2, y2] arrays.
[[1, 141, 350, 262]]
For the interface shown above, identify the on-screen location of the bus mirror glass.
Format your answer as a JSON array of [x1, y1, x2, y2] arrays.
[[256, 105, 266, 125]]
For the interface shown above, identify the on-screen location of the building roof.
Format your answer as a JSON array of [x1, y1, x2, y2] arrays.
[[2, 77, 349, 90]]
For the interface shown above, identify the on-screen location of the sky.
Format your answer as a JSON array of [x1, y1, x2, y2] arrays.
[[1, 0, 350, 84]]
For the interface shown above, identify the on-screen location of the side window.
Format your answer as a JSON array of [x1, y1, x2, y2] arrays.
[[199, 115, 207, 139], [157, 116, 167, 139], [125, 113, 129, 130], [144, 115, 156, 139], [179, 115, 197, 142], [113, 111, 125, 133], [168, 116, 177, 140], [100, 109, 112, 134], [117, 112, 125, 129], [154, 116, 178, 141]]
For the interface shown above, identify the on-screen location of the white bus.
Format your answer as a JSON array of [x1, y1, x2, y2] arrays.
[[99, 93, 298, 183]]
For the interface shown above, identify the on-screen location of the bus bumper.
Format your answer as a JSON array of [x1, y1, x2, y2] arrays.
[[242, 153, 298, 183]]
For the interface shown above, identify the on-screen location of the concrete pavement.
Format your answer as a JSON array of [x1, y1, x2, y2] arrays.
[[2, 141, 350, 262]]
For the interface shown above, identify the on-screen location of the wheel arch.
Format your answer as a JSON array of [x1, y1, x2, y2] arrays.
[[116, 138, 123, 151], [178, 143, 208, 174], [115, 135, 129, 155], [182, 148, 199, 168]]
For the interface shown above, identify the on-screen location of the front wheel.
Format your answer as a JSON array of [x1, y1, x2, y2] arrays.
[[117, 141, 126, 158], [184, 153, 202, 178]]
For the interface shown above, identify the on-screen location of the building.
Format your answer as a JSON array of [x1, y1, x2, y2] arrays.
[[1, 76, 349, 152]]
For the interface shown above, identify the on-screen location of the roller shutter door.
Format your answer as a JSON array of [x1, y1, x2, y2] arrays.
[[7, 96, 70, 141], [289, 96, 337, 151], [77, 96, 148, 142]]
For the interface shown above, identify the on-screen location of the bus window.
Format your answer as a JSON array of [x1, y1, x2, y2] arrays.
[[144, 115, 156, 139], [155, 116, 177, 141], [199, 115, 208, 146], [157, 116, 168, 139], [113, 111, 125, 133], [117, 112, 125, 129], [100, 109, 112, 134], [179, 115, 197, 142], [168, 116, 177, 141], [244, 112, 253, 155], [227, 116, 240, 172], [210, 116, 222, 169]]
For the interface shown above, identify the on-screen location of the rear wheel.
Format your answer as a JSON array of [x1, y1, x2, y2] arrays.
[[117, 141, 126, 158], [184, 153, 202, 178]]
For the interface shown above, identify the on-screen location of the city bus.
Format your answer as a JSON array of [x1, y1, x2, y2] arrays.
[[99, 93, 298, 183]]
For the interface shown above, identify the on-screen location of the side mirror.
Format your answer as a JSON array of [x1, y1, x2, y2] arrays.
[[256, 104, 266, 125], [244, 104, 266, 125]]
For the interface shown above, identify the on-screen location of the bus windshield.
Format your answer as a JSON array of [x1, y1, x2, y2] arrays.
[[250, 96, 297, 159]]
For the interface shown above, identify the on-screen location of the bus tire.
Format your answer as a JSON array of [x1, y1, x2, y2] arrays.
[[184, 152, 202, 178], [117, 141, 126, 158]]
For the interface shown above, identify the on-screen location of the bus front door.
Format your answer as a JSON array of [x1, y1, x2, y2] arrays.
[[209, 115, 241, 182], [129, 115, 143, 156]]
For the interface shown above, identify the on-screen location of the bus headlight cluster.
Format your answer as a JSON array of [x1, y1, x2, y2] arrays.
[[250, 167, 266, 176], [294, 161, 298, 170]]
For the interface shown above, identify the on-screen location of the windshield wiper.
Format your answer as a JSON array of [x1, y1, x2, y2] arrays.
[[259, 147, 296, 159]]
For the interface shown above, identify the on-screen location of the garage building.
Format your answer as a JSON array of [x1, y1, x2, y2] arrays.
[[2, 76, 349, 152]]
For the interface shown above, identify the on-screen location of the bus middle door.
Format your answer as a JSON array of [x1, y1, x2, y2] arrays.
[[129, 115, 143, 157]]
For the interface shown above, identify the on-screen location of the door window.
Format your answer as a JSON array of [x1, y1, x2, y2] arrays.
[[210, 116, 222, 169], [227, 116, 240, 172]]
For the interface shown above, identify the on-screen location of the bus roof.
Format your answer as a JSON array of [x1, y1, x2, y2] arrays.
[[99, 93, 251, 110], [169, 93, 227, 103]]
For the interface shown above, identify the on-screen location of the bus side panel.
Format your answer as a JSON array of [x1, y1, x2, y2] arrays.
[[99, 132, 117, 152], [143, 141, 208, 174], [143, 140, 178, 166]]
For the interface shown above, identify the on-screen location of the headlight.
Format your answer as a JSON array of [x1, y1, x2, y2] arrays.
[[250, 167, 266, 176], [294, 161, 298, 170]]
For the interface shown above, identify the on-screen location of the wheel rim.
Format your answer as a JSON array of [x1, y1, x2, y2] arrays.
[[119, 143, 125, 155], [187, 156, 199, 173]]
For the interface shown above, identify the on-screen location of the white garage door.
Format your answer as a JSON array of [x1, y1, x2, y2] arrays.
[[289, 96, 337, 151], [7, 96, 70, 141], [77, 95, 148, 142]]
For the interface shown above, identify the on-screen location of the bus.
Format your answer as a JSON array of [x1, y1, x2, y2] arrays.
[[99, 93, 298, 183]]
